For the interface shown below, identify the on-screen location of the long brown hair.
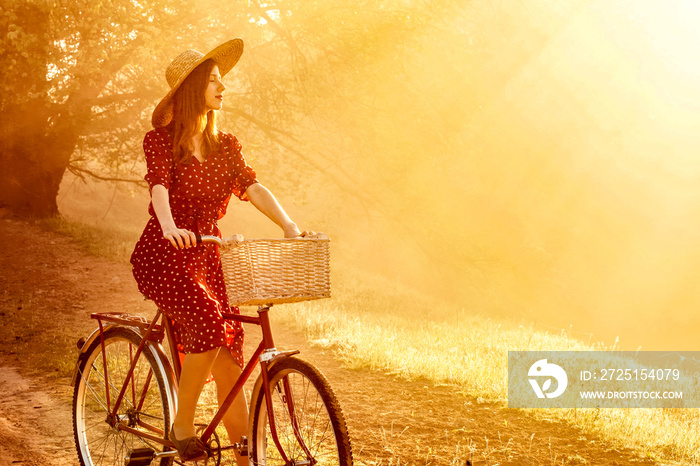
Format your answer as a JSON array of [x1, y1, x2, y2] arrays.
[[166, 59, 220, 164]]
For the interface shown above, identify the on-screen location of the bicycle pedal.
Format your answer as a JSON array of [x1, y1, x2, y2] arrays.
[[234, 435, 248, 457], [124, 447, 155, 466]]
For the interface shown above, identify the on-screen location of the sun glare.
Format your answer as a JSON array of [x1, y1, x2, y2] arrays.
[[582, 0, 700, 174]]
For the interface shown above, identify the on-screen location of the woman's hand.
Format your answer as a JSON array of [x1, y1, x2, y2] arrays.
[[283, 223, 302, 238], [282, 223, 318, 238], [284, 224, 322, 239], [162, 225, 198, 249]]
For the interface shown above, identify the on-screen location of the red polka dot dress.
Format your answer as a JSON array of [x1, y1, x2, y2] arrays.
[[130, 128, 257, 368]]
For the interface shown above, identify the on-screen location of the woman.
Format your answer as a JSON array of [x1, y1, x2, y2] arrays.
[[130, 39, 310, 463]]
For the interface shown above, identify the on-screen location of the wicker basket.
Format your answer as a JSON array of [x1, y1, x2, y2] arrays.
[[220, 237, 331, 306]]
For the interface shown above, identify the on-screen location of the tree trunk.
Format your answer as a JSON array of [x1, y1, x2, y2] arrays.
[[0, 102, 79, 218], [0, 149, 66, 217]]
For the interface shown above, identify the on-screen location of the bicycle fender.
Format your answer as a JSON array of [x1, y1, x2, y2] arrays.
[[248, 373, 264, 435], [147, 339, 178, 417]]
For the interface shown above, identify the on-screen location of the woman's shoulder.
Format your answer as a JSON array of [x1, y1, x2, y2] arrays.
[[217, 130, 237, 143], [217, 131, 242, 153], [144, 127, 172, 148]]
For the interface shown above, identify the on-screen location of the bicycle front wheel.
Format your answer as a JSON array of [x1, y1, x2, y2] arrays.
[[250, 357, 353, 466], [73, 326, 174, 466]]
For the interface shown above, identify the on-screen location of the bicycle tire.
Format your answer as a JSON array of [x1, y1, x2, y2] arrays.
[[73, 326, 175, 466], [250, 357, 353, 465]]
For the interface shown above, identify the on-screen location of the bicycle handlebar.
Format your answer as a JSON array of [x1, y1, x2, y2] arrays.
[[195, 234, 224, 247]]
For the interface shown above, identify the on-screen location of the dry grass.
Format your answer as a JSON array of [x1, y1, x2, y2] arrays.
[[273, 267, 700, 466], [0, 292, 79, 378], [37, 215, 141, 263], [37, 217, 700, 465]]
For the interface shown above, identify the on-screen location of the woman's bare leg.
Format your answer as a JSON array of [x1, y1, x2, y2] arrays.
[[211, 349, 249, 466], [172, 347, 220, 439]]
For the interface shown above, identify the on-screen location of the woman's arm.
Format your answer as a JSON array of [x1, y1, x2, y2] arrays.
[[245, 183, 306, 238], [151, 184, 197, 248]]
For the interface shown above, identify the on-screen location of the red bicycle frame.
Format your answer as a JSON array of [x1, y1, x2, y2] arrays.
[[88, 304, 309, 463]]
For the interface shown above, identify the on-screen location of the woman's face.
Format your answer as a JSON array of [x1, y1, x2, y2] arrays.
[[204, 65, 226, 111]]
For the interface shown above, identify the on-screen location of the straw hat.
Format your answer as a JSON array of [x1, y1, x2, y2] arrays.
[[151, 39, 244, 128]]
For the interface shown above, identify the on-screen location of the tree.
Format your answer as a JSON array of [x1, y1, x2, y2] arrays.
[[2, 0, 605, 314], [0, 0, 254, 216], [0, 0, 464, 219]]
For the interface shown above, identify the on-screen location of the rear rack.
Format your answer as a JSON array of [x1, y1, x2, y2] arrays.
[[91, 312, 164, 340]]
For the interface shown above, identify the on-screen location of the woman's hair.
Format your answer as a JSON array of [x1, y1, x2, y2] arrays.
[[167, 58, 220, 164]]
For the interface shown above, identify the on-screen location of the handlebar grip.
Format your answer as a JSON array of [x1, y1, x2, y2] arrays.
[[197, 234, 224, 247]]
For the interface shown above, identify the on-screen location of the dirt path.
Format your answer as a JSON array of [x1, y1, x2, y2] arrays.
[[0, 217, 677, 466]]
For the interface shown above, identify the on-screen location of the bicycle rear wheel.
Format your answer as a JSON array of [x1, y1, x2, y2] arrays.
[[73, 326, 174, 466], [250, 357, 353, 466]]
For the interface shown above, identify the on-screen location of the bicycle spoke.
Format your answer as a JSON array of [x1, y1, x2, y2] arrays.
[[313, 423, 334, 456], [87, 429, 111, 454], [82, 417, 108, 434], [87, 358, 140, 412], [74, 328, 171, 466], [97, 431, 110, 465], [253, 359, 350, 466], [82, 377, 109, 413]]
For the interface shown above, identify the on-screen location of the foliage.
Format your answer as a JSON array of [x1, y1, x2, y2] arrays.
[[3, 0, 611, 317]]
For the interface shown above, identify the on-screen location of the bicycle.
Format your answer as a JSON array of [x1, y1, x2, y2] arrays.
[[70, 234, 353, 466]]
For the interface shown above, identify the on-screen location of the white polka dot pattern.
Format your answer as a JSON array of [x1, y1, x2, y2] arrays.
[[130, 128, 258, 367]]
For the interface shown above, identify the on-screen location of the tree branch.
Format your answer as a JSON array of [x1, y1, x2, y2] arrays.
[[68, 164, 147, 186], [250, 0, 305, 62], [231, 108, 297, 138]]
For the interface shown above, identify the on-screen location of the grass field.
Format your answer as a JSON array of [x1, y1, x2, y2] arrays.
[[273, 267, 700, 465], [38, 216, 700, 465]]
